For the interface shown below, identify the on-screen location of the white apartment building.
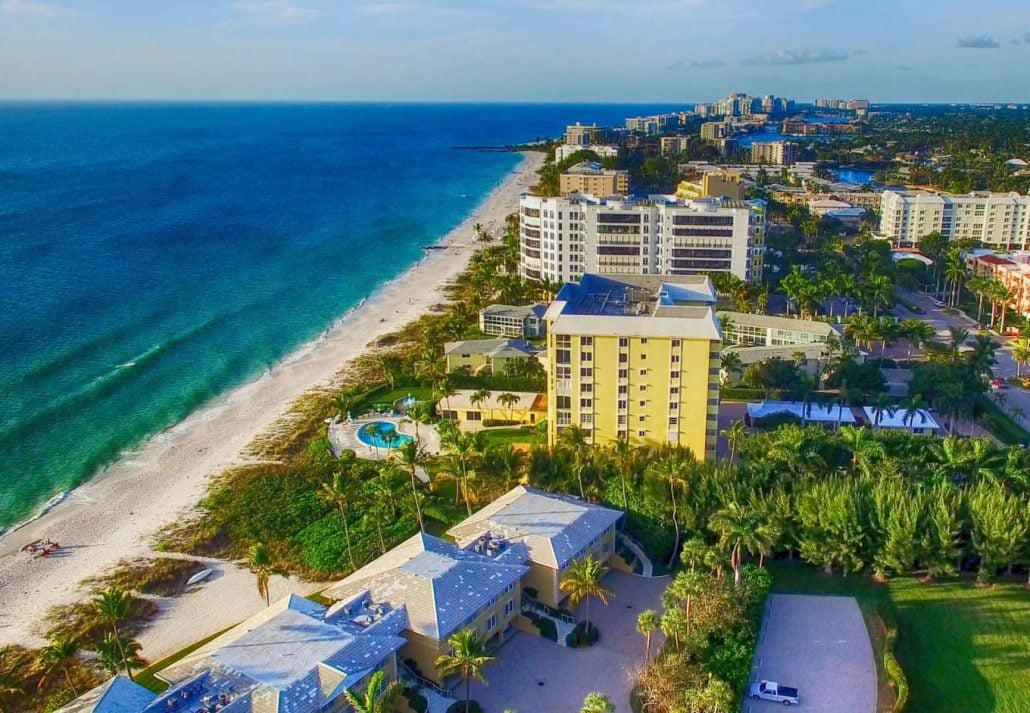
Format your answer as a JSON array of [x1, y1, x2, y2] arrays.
[[519, 193, 765, 285], [878, 190, 1030, 249], [554, 144, 619, 162], [751, 141, 798, 166]]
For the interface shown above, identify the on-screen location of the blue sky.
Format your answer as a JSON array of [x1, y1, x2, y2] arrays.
[[2, 0, 1029, 102]]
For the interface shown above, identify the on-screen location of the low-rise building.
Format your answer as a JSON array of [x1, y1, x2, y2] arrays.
[[545, 274, 722, 458], [559, 161, 629, 197], [860, 406, 940, 435], [746, 400, 856, 428], [59, 594, 408, 713], [675, 170, 746, 200], [719, 311, 842, 347], [965, 250, 1030, 318], [438, 389, 547, 426], [443, 338, 539, 375], [480, 303, 547, 338], [326, 533, 528, 685], [554, 143, 619, 162], [447, 486, 622, 609]]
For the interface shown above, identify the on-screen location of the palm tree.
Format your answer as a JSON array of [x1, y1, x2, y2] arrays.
[[469, 388, 492, 416], [607, 437, 635, 514], [708, 502, 764, 587], [319, 470, 357, 571], [248, 543, 273, 606], [394, 439, 428, 531], [869, 393, 896, 431], [364, 422, 383, 460], [343, 669, 400, 713], [948, 325, 969, 357], [94, 586, 133, 678], [35, 636, 79, 697], [580, 692, 616, 713], [720, 420, 747, 465], [899, 318, 935, 360], [1012, 340, 1030, 377], [647, 449, 696, 567], [839, 425, 885, 475], [636, 610, 659, 664], [436, 378, 458, 415], [94, 633, 145, 680], [0, 645, 29, 701], [719, 351, 743, 385], [559, 555, 613, 638], [866, 274, 893, 317], [436, 629, 495, 713], [943, 251, 965, 306], [497, 392, 521, 423]]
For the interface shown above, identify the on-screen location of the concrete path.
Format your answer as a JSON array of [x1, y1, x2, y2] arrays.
[[618, 533, 654, 577], [744, 594, 876, 713], [470, 571, 667, 712]]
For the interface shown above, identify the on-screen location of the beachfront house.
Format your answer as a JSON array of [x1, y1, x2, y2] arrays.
[[446, 486, 622, 609], [57, 593, 407, 713], [479, 303, 548, 339], [860, 406, 941, 435], [325, 532, 528, 686], [443, 338, 540, 376], [438, 389, 546, 427]]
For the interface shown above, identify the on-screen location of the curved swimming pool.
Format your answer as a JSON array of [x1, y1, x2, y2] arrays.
[[357, 421, 413, 449]]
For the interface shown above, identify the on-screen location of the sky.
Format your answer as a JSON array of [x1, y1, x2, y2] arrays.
[[2, 0, 1030, 102]]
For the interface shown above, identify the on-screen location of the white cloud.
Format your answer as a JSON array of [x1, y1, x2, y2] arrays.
[[0, 0, 71, 18], [233, 1, 320, 27], [741, 48, 849, 66]]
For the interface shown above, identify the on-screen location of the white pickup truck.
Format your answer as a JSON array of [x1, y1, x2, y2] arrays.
[[749, 680, 800, 706]]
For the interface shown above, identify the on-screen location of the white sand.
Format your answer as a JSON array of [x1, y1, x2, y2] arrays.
[[0, 152, 543, 659]]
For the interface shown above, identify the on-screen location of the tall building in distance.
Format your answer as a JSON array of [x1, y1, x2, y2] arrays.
[[554, 143, 619, 162], [518, 194, 765, 285], [878, 189, 1030, 249], [700, 121, 731, 141], [751, 141, 798, 166], [564, 122, 605, 146], [559, 161, 629, 197], [544, 273, 721, 458]]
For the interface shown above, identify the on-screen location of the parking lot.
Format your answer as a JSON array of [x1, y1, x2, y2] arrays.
[[743, 594, 876, 713]]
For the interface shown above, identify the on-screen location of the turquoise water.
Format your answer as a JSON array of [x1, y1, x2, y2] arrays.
[[357, 422, 412, 450], [0, 102, 683, 528]]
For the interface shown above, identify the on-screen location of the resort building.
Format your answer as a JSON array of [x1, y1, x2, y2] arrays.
[[544, 273, 722, 458], [860, 406, 940, 435], [438, 389, 547, 427], [325, 533, 528, 686], [965, 250, 1030, 319], [443, 338, 539, 375], [559, 161, 629, 197], [719, 311, 842, 347], [447, 486, 622, 609], [564, 122, 605, 147], [751, 141, 798, 166], [675, 170, 746, 201], [554, 143, 619, 162], [518, 193, 766, 285], [59, 594, 408, 713], [878, 189, 1030, 249], [479, 303, 547, 338]]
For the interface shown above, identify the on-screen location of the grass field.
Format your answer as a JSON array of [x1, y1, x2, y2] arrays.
[[768, 562, 1030, 713], [480, 427, 537, 448]]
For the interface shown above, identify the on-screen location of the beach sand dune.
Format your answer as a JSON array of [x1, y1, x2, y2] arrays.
[[0, 153, 542, 659]]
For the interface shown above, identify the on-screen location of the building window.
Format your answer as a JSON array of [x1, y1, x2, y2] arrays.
[[671, 354, 680, 363], [581, 351, 593, 362], [619, 353, 628, 363], [669, 417, 679, 426], [618, 369, 629, 379], [618, 400, 628, 410], [638, 430, 647, 437], [639, 415, 646, 422], [618, 385, 628, 395], [639, 369, 648, 377], [640, 353, 647, 361], [505, 599, 515, 616], [581, 383, 593, 393], [580, 398, 593, 408], [580, 336, 593, 347], [619, 338, 629, 348], [640, 338, 648, 344], [671, 371, 680, 379], [557, 395, 571, 409], [638, 399, 646, 407], [672, 339, 681, 347], [486, 614, 497, 631], [580, 367, 593, 378]]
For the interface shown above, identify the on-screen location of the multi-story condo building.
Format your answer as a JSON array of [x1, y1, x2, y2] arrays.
[[543, 273, 721, 458], [564, 122, 605, 146], [626, 114, 678, 135], [559, 161, 629, 197], [700, 121, 730, 141], [519, 193, 765, 285], [660, 135, 692, 156], [751, 141, 798, 166], [878, 189, 1030, 249], [965, 250, 1030, 320], [554, 143, 619, 162], [675, 170, 746, 200]]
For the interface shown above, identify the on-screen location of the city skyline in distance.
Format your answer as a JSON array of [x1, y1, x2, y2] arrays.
[[2, 0, 1030, 102]]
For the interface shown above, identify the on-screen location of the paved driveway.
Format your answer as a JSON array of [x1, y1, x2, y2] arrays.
[[744, 594, 875, 713], [470, 571, 668, 713]]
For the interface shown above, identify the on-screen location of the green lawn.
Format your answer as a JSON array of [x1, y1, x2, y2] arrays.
[[480, 427, 537, 448], [352, 387, 434, 414], [768, 562, 1030, 713]]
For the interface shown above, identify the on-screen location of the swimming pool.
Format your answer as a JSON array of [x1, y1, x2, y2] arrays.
[[357, 421, 413, 449]]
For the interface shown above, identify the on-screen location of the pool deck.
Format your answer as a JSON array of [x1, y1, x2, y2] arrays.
[[328, 416, 441, 464]]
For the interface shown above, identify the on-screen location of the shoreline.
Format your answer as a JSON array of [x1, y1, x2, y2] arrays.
[[0, 151, 543, 656]]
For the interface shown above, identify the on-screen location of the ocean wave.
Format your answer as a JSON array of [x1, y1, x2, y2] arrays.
[[0, 490, 68, 540]]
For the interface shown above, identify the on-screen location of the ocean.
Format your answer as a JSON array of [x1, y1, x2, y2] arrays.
[[0, 102, 681, 529]]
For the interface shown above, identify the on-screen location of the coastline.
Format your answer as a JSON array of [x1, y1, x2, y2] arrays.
[[0, 151, 543, 657]]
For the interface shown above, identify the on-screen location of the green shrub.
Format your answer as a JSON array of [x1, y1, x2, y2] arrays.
[[482, 419, 522, 427], [523, 610, 558, 641], [403, 686, 429, 713], [884, 621, 909, 711], [566, 621, 599, 647], [720, 387, 765, 401]]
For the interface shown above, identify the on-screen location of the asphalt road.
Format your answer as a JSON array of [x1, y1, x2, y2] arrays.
[[743, 594, 876, 713]]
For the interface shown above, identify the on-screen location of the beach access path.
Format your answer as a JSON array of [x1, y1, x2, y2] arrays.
[[0, 152, 543, 659]]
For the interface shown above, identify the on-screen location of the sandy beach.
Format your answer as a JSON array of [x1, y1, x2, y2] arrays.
[[0, 151, 542, 659]]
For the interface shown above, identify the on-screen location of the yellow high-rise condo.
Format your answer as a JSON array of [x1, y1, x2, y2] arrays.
[[544, 273, 721, 460]]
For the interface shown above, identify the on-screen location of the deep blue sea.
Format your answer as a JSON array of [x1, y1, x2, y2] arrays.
[[0, 102, 682, 528]]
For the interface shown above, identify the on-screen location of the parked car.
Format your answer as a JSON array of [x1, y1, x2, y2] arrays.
[[991, 377, 1007, 390], [749, 680, 800, 706], [932, 298, 947, 308]]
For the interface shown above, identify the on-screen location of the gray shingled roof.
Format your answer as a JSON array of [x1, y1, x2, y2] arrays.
[[481, 303, 546, 319], [443, 338, 538, 358], [54, 677, 155, 713], [446, 487, 622, 570], [325, 533, 528, 641]]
